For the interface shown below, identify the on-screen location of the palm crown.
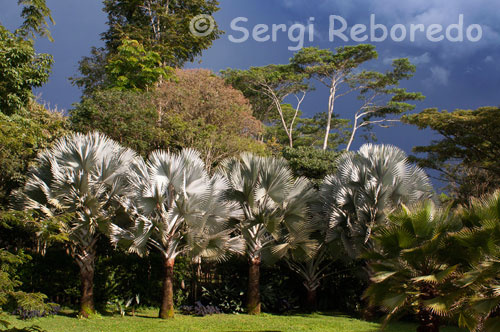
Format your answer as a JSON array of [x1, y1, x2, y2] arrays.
[[16, 132, 137, 316], [219, 152, 315, 314], [112, 148, 243, 318], [319, 143, 434, 258]]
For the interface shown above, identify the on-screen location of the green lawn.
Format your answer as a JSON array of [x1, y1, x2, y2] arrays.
[[3, 309, 465, 332]]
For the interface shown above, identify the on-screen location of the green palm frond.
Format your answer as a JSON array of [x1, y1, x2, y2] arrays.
[[364, 201, 464, 326]]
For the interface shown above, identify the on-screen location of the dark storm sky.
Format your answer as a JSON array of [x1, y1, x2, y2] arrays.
[[2, 0, 499, 171]]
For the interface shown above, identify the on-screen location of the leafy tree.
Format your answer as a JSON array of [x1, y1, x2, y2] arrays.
[[219, 153, 316, 314], [291, 46, 424, 150], [155, 69, 265, 169], [102, 0, 222, 67], [0, 103, 67, 206], [364, 201, 464, 332], [0, 27, 53, 115], [0, 0, 54, 115], [0, 249, 53, 328], [111, 149, 243, 319], [263, 106, 350, 150], [17, 0, 54, 41], [403, 107, 500, 204], [70, 89, 170, 157], [222, 65, 310, 148], [71, 69, 265, 167], [15, 132, 137, 317], [70, 47, 109, 97], [106, 39, 173, 91], [281, 146, 341, 184]]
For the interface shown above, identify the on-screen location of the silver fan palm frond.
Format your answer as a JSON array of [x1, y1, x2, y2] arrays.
[[112, 148, 242, 319], [15, 132, 138, 316], [114, 148, 242, 261], [220, 152, 316, 315], [220, 153, 315, 261], [320, 143, 434, 258]]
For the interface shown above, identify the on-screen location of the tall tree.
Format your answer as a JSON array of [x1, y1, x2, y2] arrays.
[[222, 65, 310, 148], [219, 153, 316, 314], [105, 39, 173, 91], [111, 149, 243, 319], [291, 46, 423, 150], [0, 0, 54, 115], [102, 0, 222, 67], [403, 107, 500, 204], [0, 27, 53, 115], [15, 132, 137, 317]]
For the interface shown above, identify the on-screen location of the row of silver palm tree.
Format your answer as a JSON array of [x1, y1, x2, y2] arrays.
[[14, 132, 434, 318]]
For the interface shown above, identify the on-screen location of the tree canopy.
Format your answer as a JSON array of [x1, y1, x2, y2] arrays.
[[102, 0, 222, 67], [404, 106, 500, 203]]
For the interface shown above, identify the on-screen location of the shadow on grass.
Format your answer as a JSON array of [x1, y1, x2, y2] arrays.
[[3, 326, 46, 332]]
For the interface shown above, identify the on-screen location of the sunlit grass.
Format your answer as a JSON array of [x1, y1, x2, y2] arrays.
[[3, 309, 466, 332]]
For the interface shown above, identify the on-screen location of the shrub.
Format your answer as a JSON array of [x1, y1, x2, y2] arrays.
[[179, 301, 221, 316]]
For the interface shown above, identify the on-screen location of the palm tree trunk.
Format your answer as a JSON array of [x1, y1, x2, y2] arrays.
[[417, 285, 440, 332], [76, 247, 96, 317], [305, 287, 317, 311], [417, 306, 440, 332], [159, 257, 175, 319], [247, 257, 261, 315]]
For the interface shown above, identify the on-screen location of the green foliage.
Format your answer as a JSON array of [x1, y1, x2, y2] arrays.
[[0, 249, 55, 327], [452, 191, 500, 331], [364, 202, 465, 330], [106, 39, 172, 91], [281, 146, 341, 184], [71, 69, 266, 167], [17, 0, 54, 41], [222, 65, 308, 121], [404, 106, 500, 203], [70, 89, 169, 157], [201, 285, 244, 314], [70, 47, 109, 97], [0, 103, 67, 205], [102, 0, 222, 68], [291, 46, 424, 150], [0, 28, 53, 115]]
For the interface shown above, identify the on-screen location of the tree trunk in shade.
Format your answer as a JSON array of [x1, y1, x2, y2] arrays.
[[305, 287, 317, 311], [159, 257, 175, 319], [247, 257, 261, 315], [77, 246, 96, 318]]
